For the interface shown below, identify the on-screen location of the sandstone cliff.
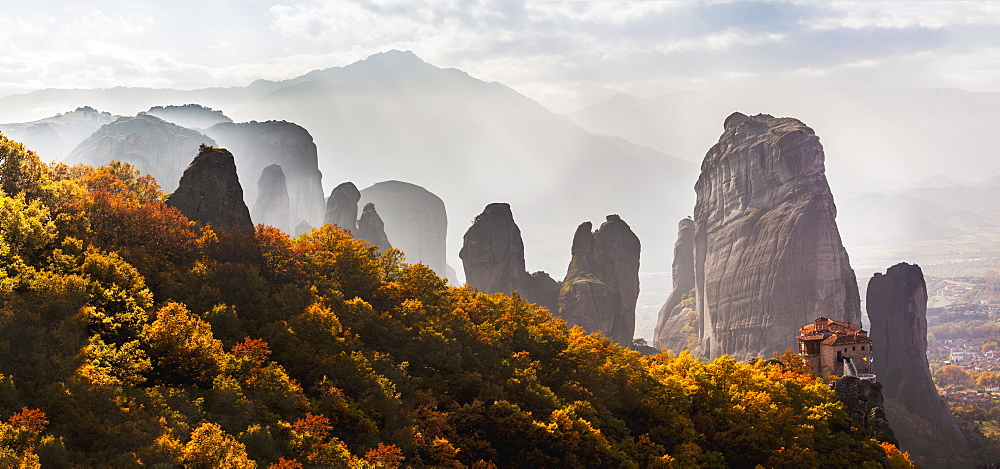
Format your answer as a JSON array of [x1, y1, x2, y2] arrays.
[[251, 164, 291, 232], [359, 180, 447, 276], [356, 203, 392, 252], [459, 203, 560, 312], [867, 263, 970, 466], [206, 121, 325, 228], [166, 145, 253, 231], [66, 113, 214, 192], [652, 218, 697, 352], [324, 182, 361, 230], [654, 112, 861, 359], [558, 215, 640, 347]]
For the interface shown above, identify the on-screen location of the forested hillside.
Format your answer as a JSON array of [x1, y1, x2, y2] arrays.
[[0, 133, 911, 467]]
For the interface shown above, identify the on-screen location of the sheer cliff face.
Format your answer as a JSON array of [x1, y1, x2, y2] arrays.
[[360, 180, 447, 276], [66, 114, 215, 192], [652, 218, 697, 351], [252, 164, 290, 232], [669, 112, 860, 359], [166, 146, 253, 231], [558, 215, 640, 347], [867, 263, 968, 461], [324, 182, 361, 230], [206, 121, 325, 228], [460, 203, 527, 295], [356, 203, 392, 252]]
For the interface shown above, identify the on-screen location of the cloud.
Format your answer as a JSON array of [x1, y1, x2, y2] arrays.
[[2, 0, 1000, 111]]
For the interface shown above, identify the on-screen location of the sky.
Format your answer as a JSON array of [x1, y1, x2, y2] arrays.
[[4, 1, 1000, 112]]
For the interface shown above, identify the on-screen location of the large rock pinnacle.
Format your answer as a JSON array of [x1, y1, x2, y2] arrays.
[[460, 203, 527, 295], [460, 203, 559, 311], [356, 203, 392, 252], [558, 215, 640, 347], [166, 145, 253, 231], [867, 263, 969, 464], [325, 181, 361, 230], [252, 164, 290, 232], [654, 113, 861, 359]]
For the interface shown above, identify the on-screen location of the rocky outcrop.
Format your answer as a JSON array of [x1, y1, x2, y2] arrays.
[[66, 113, 214, 191], [251, 164, 290, 231], [654, 113, 861, 360], [832, 377, 896, 445], [324, 182, 361, 230], [147, 104, 232, 131], [460, 203, 561, 312], [294, 221, 314, 237], [166, 145, 253, 231], [460, 203, 527, 295], [356, 203, 392, 251], [867, 263, 969, 464], [558, 215, 640, 347], [206, 121, 325, 228], [359, 181, 447, 276], [523, 271, 560, 313], [653, 218, 698, 352], [0, 106, 118, 161]]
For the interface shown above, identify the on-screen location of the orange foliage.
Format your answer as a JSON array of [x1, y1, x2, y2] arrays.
[[364, 443, 405, 468], [231, 337, 273, 365], [8, 407, 48, 437]]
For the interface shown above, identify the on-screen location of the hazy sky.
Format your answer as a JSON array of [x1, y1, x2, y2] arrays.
[[4, 1, 1000, 111]]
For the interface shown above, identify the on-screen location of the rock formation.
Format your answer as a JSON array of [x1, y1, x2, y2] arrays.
[[66, 113, 215, 191], [832, 376, 895, 445], [294, 221, 314, 237], [324, 182, 361, 230], [147, 104, 232, 131], [558, 215, 640, 347], [460, 203, 528, 296], [0, 106, 118, 161], [359, 180, 447, 276], [356, 203, 392, 251], [206, 121, 325, 227], [867, 263, 969, 465], [251, 164, 290, 232], [523, 272, 560, 313], [654, 112, 861, 360], [166, 145, 253, 231], [652, 218, 697, 352], [459, 203, 560, 312]]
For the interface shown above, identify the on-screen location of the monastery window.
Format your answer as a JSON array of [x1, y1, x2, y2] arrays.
[[852, 346, 856, 351], [862, 346, 865, 350]]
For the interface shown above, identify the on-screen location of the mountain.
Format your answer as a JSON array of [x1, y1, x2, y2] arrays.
[[0, 106, 119, 161], [64, 113, 215, 192]]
